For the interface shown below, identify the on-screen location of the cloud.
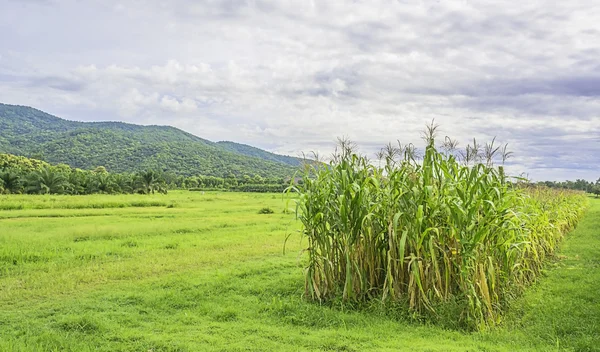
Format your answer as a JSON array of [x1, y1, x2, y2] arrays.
[[0, 0, 599, 180], [29, 76, 86, 92]]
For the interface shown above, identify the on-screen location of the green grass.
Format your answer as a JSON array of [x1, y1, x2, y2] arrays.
[[0, 191, 598, 351]]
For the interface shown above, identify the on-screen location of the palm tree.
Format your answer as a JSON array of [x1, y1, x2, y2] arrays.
[[113, 174, 134, 194], [136, 170, 162, 194], [0, 171, 22, 194], [81, 173, 97, 194], [66, 170, 86, 195], [26, 167, 68, 194], [95, 173, 116, 194]]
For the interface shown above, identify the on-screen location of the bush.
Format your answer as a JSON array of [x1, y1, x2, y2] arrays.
[[258, 207, 274, 214]]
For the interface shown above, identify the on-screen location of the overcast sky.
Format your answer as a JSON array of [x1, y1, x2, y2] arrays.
[[1, 0, 599, 181]]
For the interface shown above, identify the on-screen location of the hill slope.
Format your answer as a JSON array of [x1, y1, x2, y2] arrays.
[[217, 141, 303, 166], [0, 103, 300, 177]]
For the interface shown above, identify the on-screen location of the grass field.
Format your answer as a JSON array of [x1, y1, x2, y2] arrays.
[[0, 191, 598, 351]]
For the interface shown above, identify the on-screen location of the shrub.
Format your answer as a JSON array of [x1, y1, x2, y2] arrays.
[[258, 207, 275, 214]]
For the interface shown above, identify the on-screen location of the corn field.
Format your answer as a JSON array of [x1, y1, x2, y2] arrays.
[[289, 132, 588, 330]]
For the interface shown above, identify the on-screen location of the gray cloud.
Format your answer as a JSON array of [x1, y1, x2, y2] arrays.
[[0, 0, 599, 181], [463, 76, 600, 97], [30, 76, 86, 92]]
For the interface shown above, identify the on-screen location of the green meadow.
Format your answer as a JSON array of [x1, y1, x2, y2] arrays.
[[0, 191, 598, 351]]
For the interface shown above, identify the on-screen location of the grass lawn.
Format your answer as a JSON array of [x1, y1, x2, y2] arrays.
[[0, 191, 598, 351]]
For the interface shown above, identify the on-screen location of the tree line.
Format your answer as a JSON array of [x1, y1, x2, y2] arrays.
[[535, 179, 600, 197], [0, 153, 291, 195], [2, 152, 595, 197]]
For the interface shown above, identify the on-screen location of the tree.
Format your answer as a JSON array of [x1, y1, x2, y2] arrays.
[[0, 171, 22, 194], [225, 172, 238, 186], [593, 183, 600, 198], [184, 176, 199, 189], [26, 167, 68, 194], [94, 166, 108, 174], [136, 170, 164, 194], [81, 172, 97, 194], [253, 174, 264, 184], [241, 174, 252, 185], [95, 172, 116, 193], [65, 169, 87, 195], [113, 174, 134, 193]]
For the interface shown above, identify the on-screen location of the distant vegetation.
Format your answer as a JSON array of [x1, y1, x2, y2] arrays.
[[289, 125, 589, 330], [0, 103, 302, 178], [217, 141, 303, 166], [0, 153, 291, 195], [537, 179, 600, 197], [0, 153, 168, 195]]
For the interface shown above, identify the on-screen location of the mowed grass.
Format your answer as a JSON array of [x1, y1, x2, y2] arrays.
[[0, 191, 598, 351]]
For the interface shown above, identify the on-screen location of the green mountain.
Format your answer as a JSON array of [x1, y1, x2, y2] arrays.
[[0, 103, 301, 177], [216, 141, 303, 166]]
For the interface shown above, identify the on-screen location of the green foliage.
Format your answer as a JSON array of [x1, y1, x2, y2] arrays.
[[0, 153, 49, 171], [592, 180, 600, 198], [26, 167, 69, 194], [538, 178, 598, 192], [258, 207, 275, 214], [290, 136, 588, 330], [135, 170, 167, 195], [217, 141, 303, 166], [0, 152, 289, 195], [0, 103, 300, 178], [0, 153, 171, 195], [0, 170, 22, 194]]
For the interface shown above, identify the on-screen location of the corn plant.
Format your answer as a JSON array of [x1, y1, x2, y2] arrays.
[[289, 134, 587, 330]]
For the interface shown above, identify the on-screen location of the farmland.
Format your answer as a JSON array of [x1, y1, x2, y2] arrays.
[[0, 191, 598, 351]]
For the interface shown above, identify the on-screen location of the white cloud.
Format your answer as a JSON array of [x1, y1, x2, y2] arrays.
[[0, 0, 599, 180]]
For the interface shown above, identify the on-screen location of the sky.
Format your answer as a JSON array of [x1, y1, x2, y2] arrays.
[[1, 0, 599, 181]]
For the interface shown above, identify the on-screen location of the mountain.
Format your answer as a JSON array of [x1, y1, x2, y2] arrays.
[[216, 141, 303, 166], [0, 103, 303, 178]]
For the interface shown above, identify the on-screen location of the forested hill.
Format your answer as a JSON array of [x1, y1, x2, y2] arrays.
[[216, 141, 303, 166], [0, 103, 302, 177]]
